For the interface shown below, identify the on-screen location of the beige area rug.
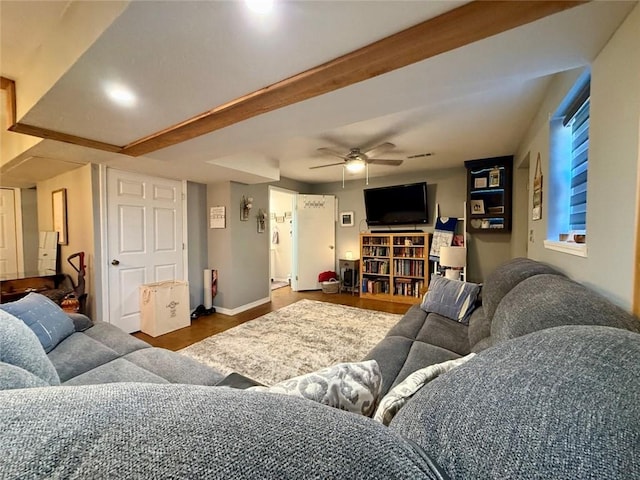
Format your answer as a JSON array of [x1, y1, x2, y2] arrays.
[[179, 299, 402, 385]]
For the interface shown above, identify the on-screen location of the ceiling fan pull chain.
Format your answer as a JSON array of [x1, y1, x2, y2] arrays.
[[342, 166, 345, 189], [366, 164, 369, 185]]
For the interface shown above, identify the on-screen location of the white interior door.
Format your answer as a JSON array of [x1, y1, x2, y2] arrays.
[[292, 194, 335, 291], [107, 169, 184, 333], [0, 188, 19, 275]]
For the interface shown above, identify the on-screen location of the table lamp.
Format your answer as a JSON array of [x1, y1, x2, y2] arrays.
[[439, 246, 466, 280]]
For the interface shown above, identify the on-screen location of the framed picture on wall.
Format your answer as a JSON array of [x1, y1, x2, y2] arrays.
[[470, 199, 485, 215], [340, 211, 354, 227]]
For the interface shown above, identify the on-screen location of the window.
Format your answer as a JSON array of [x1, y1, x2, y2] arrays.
[[545, 72, 590, 256]]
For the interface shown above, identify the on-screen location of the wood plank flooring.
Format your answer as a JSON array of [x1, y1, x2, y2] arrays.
[[132, 287, 413, 351]]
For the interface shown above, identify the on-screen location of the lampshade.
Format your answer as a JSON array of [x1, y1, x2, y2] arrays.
[[439, 246, 466, 268]]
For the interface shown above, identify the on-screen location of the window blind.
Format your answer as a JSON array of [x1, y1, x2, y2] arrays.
[[569, 98, 589, 231]]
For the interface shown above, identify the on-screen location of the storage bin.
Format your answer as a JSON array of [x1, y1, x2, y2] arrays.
[[321, 279, 339, 294], [140, 280, 190, 337]]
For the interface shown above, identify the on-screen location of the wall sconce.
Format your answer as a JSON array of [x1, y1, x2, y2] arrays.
[[257, 209, 266, 233], [241, 196, 253, 221]]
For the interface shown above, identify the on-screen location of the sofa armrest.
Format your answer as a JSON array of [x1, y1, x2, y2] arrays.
[[66, 313, 94, 332]]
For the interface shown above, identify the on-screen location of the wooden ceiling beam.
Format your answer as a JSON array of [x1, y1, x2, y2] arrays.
[[1, 77, 17, 128], [6, 1, 586, 157], [121, 0, 586, 157]]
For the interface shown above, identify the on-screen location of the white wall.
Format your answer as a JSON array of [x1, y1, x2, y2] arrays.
[[515, 4, 640, 309], [269, 189, 294, 282], [37, 163, 96, 317]]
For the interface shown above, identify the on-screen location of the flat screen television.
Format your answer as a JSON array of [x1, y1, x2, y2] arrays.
[[363, 182, 428, 226]]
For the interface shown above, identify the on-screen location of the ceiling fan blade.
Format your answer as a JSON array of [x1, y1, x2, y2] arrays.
[[317, 147, 348, 160], [309, 162, 345, 170], [369, 159, 403, 166], [362, 142, 395, 158]]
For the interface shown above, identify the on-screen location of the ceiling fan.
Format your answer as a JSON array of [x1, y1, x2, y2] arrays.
[[311, 142, 403, 173]]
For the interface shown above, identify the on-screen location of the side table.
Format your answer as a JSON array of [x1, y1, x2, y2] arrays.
[[339, 258, 359, 295]]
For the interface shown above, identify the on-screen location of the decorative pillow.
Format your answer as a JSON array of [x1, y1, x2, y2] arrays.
[[0, 293, 75, 353], [374, 354, 476, 426], [0, 309, 60, 385], [420, 276, 481, 325], [0, 361, 50, 390], [248, 360, 382, 416]]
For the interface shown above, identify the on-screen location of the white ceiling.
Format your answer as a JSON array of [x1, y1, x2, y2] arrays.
[[1, 1, 637, 187]]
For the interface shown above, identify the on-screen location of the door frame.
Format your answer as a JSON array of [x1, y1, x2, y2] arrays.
[[268, 185, 296, 298], [97, 165, 189, 324]]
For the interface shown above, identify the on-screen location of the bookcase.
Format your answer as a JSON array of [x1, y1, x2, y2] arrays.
[[360, 232, 431, 304]]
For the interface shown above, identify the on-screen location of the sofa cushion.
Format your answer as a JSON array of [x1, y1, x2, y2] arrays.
[[390, 325, 640, 479], [491, 274, 640, 343], [249, 360, 382, 416], [374, 353, 475, 426], [415, 312, 470, 355], [0, 362, 50, 390], [82, 320, 151, 356], [0, 309, 60, 386], [47, 333, 120, 382], [364, 336, 461, 396], [123, 348, 224, 386], [386, 304, 428, 339], [0, 293, 75, 353], [0, 383, 443, 479], [62, 358, 170, 386], [481, 257, 563, 322], [420, 276, 480, 325], [467, 306, 490, 348]]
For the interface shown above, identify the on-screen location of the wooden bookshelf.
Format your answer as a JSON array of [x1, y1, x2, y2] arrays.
[[360, 232, 431, 304]]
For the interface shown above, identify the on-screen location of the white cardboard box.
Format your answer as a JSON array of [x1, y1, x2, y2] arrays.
[[139, 280, 190, 337]]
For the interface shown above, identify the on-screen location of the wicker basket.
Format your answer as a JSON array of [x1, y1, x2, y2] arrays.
[[321, 279, 339, 294]]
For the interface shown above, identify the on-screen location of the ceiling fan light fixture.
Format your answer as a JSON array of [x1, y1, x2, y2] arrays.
[[345, 159, 366, 173]]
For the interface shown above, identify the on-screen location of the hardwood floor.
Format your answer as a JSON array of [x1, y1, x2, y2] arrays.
[[132, 287, 413, 351]]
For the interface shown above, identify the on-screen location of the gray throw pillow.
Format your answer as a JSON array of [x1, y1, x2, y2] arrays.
[[420, 276, 480, 325], [0, 362, 50, 390], [249, 360, 382, 416], [0, 293, 75, 353], [0, 309, 60, 386]]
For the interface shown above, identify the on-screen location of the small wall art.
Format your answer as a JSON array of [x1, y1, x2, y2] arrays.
[[470, 199, 485, 215], [532, 153, 543, 221], [340, 211, 354, 227]]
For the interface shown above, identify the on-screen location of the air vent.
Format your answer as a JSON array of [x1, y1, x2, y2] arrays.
[[407, 152, 434, 159]]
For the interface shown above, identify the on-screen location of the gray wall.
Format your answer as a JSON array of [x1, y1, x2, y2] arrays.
[[515, 4, 639, 310], [20, 188, 38, 272], [207, 181, 270, 310], [187, 181, 208, 309], [311, 167, 511, 283]]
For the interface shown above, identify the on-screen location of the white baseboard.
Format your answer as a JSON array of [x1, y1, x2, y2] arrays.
[[214, 296, 270, 316]]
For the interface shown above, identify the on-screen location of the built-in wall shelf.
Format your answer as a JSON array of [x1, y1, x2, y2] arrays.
[[465, 156, 513, 233]]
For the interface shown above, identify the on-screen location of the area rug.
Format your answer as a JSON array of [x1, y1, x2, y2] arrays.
[[179, 299, 402, 385], [270, 280, 289, 290]]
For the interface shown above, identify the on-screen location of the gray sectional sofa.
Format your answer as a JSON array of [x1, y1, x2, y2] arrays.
[[2, 257, 640, 479]]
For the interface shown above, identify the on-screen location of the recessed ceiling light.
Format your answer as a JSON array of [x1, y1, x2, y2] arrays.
[[105, 83, 136, 108], [245, 0, 273, 14]]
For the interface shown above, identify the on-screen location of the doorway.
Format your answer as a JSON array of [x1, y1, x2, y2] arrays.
[[268, 187, 337, 293], [269, 187, 295, 291], [104, 168, 186, 333]]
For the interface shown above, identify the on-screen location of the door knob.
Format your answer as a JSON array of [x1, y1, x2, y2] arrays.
[[111, 259, 120, 266]]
